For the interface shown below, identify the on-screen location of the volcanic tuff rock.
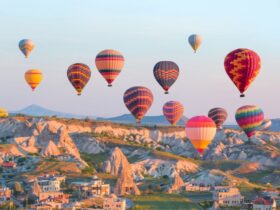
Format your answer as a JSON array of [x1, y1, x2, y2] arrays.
[[167, 173, 185, 193], [0, 118, 87, 167], [114, 169, 141, 196], [104, 147, 133, 176], [131, 159, 199, 178], [40, 140, 61, 157]]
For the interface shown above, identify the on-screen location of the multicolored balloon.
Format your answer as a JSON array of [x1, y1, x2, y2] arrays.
[[185, 116, 216, 155], [123, 86, 153, 124], [258, 118, 272, 131], [24, 69, 43, 91], [235, 105, 264, 138], [95, 49, 125, 87], [208, 107, 228, 130], [224, 48, 261, 97], [19, 39, 35, 58], [163, 101, 184, 125], [153, 61, 179, 94], [0, 108, 8, 118], [67, 63, 91, 96], [188, 34, 202, 53]]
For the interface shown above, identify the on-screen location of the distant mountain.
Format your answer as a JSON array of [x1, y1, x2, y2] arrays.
[[11, 104, 92, 119], [97, 114, 188, 126]]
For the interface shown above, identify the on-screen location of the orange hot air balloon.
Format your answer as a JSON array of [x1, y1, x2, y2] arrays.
[[163, 101, 184, 125], [67, 63, 91, 96], [185, 116, 216, 155], [24, 69, 43, 91], [95, 49, 125, 87], [224, 48, 261, 97]]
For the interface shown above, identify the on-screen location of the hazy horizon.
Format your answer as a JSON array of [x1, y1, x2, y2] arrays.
[[1, 0, 280, 122]]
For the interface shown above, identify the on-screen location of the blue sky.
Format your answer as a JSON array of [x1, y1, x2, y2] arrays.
[[0, 0, 279, 121]]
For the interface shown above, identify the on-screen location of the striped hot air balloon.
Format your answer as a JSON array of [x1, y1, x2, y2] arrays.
[[0, 108, 8, 118], [235, 105, 264, 139], [67, 63, 91, 96], [153, 61, 179, 94], [185, 116, 216, 155], [188, 34, 202, 53], [95, 49, 125, 87], [208, 107, 228, 130], [258, 118, 272, 131], [24, 69, 43, 91], [123, 86, 153, 124], [163, 101, 184, 125], [224, 48, 261, 97], [19, 39, 35, 58]]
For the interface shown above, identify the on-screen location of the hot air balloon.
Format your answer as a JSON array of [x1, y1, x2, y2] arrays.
[[208, 107, 228, 130], [188, 34, 202, 53], [153, 61, 179, 94], [185, 116, 216, 155], [163, 101, 184, 125], [24, 69, 43, 91], [235, 105, 264, 139], [123, 86, 153, 124], [258, 118, 272, 131], [19, 39, 35, 58], [224, 48, 261, 97], [95, 49, 125, 87], [67, 63, 91, 96], [0, 108, 8, 118]]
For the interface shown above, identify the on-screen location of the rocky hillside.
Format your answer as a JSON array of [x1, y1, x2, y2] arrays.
[[0, 116, 279, 188]]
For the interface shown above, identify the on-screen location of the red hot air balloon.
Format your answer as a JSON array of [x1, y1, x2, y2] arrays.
[[67, 63, 91, 95], [208, 107, 228, 130], [95, 49, 125, 87], [185, 116, 216, 156], [153, 61, 179, 94], [163, 101, 184, 125], [123, 86, 153, 124], [224, 48, 261, 97]]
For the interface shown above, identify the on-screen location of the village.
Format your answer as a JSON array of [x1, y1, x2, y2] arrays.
[[0, 156, 279, 210]]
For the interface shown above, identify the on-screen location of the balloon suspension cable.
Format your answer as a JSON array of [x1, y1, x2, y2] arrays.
[[240, 93, 245, 97], [108, 84, 112, 87]]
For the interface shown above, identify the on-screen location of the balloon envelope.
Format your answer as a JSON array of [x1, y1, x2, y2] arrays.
[[67, 63, 91, 95], [185, 116, 216, 155], [163, 101, 184, 125], [19, 39, 35, 58], [153, 61, 179, 94], [188, 34, 202, 53], [25, 69, 43, 91], [258, 119, 272, 131], [95, 49, 124, 87], [123, 86, 153, 124], [235, 105, 264, 138], [208, 107, 228, 130], [224, 48, 261, 97], [0, 108, 8, 118]]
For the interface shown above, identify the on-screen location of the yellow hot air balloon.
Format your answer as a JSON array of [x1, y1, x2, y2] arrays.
[[24, 69, 43, 91], [0, 108, 8, 118]]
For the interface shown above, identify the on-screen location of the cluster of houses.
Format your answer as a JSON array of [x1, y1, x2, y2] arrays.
[[26, 173, 126, 210], [185, 181, 279, 209]]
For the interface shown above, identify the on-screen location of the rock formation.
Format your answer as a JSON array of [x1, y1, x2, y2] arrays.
[[40, 140, 61, 157], [114, 169, 141, 196], [167, 173, 185, 193], [104, 147, 133, 176]]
